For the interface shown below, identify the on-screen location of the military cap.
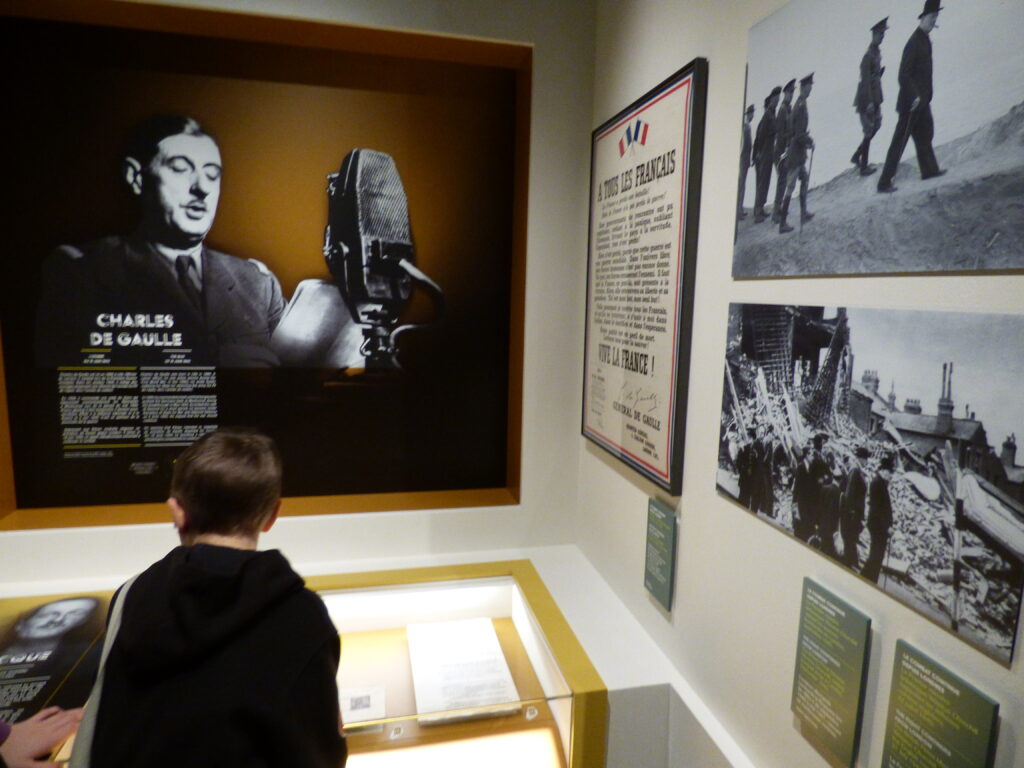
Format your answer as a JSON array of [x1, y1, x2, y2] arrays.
[[919, 0, 942, 18], [872, 17, 889, 32], [783, 79, 796, 93], [769, 85, 782, 98], [745, 104, 755, 115], [800, 73, 814, 86]]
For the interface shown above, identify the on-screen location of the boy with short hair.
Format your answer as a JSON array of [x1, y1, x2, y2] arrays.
[[83, 429, 347, 767]]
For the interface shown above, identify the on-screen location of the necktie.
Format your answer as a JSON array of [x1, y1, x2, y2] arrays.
[[175, 255, 203, 312]]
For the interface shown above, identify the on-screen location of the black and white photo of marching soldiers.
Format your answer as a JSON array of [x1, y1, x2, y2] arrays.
[[734, 0, 1024, 277], [717, 303, 1024, 664]]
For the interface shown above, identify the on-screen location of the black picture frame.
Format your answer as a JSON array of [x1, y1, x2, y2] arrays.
[[582, 58, 708, 496]]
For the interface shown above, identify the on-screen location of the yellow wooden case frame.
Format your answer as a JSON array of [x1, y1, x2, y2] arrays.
[[306, 560, 608, 768]]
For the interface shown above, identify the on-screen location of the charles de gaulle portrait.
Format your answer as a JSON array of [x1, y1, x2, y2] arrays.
[[34, 115, 285, 368]]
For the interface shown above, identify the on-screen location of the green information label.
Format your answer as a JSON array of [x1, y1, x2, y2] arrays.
[[881, 641, 999, 768], [791, 579, 872, 768], [644, 497, 677, 611]]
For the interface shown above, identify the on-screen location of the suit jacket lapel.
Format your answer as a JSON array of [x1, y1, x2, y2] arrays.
[[202, 248, 240, 334]]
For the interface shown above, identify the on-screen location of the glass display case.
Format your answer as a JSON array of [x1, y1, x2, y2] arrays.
[[308, 560, 607, 768]]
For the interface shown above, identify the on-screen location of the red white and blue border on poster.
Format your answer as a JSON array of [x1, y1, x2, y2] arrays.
[[582, 59, 708, 496]]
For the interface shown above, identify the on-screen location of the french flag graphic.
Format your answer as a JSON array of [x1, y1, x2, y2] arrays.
[[618, 119, 649, 156]]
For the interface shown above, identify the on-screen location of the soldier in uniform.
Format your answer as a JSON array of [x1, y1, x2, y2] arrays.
[[877, 0, 945, 193], [752, 86, 781, 223], [737, 104, 755, 220], [772, 79, 795, 223], [851, 18, 888, 176], [778, 74, 815, 234]]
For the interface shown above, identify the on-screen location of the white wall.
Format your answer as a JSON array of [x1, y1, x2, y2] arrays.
[[0, 0, 596, 592], [582, 1, 1023, 767]]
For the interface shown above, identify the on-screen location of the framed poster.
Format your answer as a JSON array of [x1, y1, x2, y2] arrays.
[[0, 1, 530, 529], [582, 59, 707, 496], [717, 302, 1024, 665], [733, 0, 1024, 277]]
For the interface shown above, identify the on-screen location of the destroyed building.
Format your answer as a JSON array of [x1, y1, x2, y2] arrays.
[[849, 362, 1024, 504], [738, 305, 840, 396], [722, 303, 1024, 661]]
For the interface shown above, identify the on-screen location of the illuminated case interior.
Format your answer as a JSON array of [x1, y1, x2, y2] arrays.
[[308, 561, 607, 768]]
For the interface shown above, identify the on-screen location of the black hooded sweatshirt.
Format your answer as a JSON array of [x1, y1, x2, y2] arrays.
[[89, 545, 347, 767]]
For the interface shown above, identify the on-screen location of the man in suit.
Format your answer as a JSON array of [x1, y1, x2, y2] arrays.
[[839, 446, 870, 569], [778, 74, 815, 234], [851, 18, 888, 176], [35, 115, 285, 367], [863, 453, 896, 582], [877, 0, 945, 193], [771, 79, 795, 224], [751, 86, 781, 223], [737, 104, 755, 220]]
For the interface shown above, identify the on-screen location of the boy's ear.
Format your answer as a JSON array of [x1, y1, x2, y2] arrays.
[[167, 497, 188, 531], [261, 500, 281, 533]]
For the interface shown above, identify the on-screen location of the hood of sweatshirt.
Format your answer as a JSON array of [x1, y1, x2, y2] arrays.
[[115, 544, 304, 680]]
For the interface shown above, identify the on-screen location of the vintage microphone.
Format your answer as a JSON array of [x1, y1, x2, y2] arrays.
[[323, 149, 444, 368]]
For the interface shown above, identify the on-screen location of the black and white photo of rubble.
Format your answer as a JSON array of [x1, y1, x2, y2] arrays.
[[717, 303, 1024, 664], [733, 0, 1024, 277]]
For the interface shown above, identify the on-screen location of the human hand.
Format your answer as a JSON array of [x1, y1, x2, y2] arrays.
[[911, 96, 921, 111], [0, 707, 83, 768]]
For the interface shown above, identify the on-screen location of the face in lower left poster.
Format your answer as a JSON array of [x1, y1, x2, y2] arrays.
[[0, 11, 522, 514], [0, 593, 110, 724]]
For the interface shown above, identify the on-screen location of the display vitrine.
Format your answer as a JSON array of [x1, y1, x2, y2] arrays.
[[308, 560, 608, 768]]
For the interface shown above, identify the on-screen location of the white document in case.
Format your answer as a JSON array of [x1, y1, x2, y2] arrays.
[[406, 618, 521, 720]]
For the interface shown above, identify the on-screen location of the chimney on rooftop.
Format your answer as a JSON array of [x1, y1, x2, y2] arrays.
[[1003, 434, 1018, 468], [904, 398, 922, 414], [862, 369, 879, 394], [937, 362, 954, 433]]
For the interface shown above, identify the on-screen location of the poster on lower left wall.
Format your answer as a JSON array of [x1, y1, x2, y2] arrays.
[[717, 302, 1024, 665], [0, 593, 110, 724]]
